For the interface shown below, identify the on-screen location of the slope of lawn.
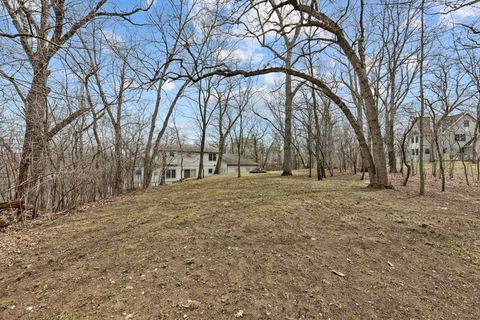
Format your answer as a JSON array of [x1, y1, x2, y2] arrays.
[[1, 172, 479, 319]]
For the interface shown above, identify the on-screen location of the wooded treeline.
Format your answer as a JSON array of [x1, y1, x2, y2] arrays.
[[1, 0, 479, 222]]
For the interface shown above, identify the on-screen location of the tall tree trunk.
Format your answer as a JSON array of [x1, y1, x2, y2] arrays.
[[282, 61, 294, 176], [237, 114, 243, 178], [350, 0, 389, 187], [214, 135, 225, 174], [143, 82, 163, 189], [112, 63, 126, 196], [198, 126, 206, 179], [312, 88, 324, 181], [474, 94, 480, 181], [434, 135, 445, 192], [16, 64, 50, 210], [113, 125, 123, 195], [401, 119, 415, 186], [358, 82, 388, 187], [143, 80, 189, 187], [307, 108, 313, 178], [385, 111, 397, 173], [418, 0, 426, 195]]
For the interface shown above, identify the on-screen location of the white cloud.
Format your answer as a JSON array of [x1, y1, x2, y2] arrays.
[[164, 80, 176, 91], [454, 6, 480, 18], [218, 46, 264, 65], [103, 30, 123, 46], [261, 73, 283, 86], [144, 0, 158, 8], [437, 4, 480, 30]]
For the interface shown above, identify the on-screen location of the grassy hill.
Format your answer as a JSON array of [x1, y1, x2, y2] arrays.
[[1, 172, 479, 319]]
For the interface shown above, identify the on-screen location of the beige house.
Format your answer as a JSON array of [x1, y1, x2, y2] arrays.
[[408, 113, 479, 162], [135, 145, 259, 186]]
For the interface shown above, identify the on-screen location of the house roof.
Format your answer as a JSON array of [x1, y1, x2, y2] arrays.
[[158, 144, 219, 153], [411, 112, 474, 134], [222, 153, 259, 166], [440, 113, 465, 129]]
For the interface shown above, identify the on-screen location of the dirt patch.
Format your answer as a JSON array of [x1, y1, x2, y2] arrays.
[[0, 172, 479, 319]]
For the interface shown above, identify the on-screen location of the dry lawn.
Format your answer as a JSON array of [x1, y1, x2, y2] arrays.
[[0, 172, 479, 319]]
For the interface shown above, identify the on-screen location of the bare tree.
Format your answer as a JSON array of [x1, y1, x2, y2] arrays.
[[213, 78, 250, 174], [141, 0, 192, 188], [377, 1, 420, 173], [81, 32, 138, 195], [192, 0, 391, 188], [0, 0, 148, 212], [455, 33, 480, 180], [425, 57, 472, 191]]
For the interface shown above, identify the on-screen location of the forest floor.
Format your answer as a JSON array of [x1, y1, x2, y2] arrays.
[[1, 171, 479, 319]]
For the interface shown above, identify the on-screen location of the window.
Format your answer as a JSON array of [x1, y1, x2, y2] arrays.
[[411, 137, 415, 143], [415, 136, 419, 143], [443, 148, 447, 154], [208, 168, 213, 174], [460, 147, 465, 154], [425, 148, 430, 155], [415, 149, 419, 155], [464, 120, 469, 128], [411, 149, 415, 156], [208, 153, 217, 161], [135, 169, 142, 175], [184, 169, 196, 178], [455, 134, 466, 141], [169, 151, 175, 157], [166, 169, 176, 179]]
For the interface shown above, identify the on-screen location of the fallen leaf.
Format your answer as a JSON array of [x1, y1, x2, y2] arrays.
[[179, 299, 200, 309], [331, 269, 346, 278]]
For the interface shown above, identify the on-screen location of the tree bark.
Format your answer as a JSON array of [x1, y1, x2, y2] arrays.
[[15, 64, 50, 208], [214, 135, 225, 174], [312, 89, 324, 181], [282, 61, 294, 176], [198, 125, 206, 180], [419, 0, 426, 195], [112, 124, 123, 195], [385, 108, 397, 173]]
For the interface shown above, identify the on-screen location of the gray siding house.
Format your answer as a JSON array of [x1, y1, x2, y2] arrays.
[[135, 145, 259, 186], [408, 113, 479, 162]]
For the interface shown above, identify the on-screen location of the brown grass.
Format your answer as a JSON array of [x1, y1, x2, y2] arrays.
[[0, 171, 479, 319]]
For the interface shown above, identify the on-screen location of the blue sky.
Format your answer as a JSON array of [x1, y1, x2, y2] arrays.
[[1, 0, 479, 146]]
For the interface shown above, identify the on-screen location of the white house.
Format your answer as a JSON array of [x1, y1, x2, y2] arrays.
[[135, 145, 259, 186], [220, 153, 260, 174], [408, 112, 479, 162]]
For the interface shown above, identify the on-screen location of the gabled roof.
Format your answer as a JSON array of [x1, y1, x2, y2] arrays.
[[440, 113, 465, 129], [222, 153, 258, 166], [158, 144, 219, 153], [411, 112, 474, 134]]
